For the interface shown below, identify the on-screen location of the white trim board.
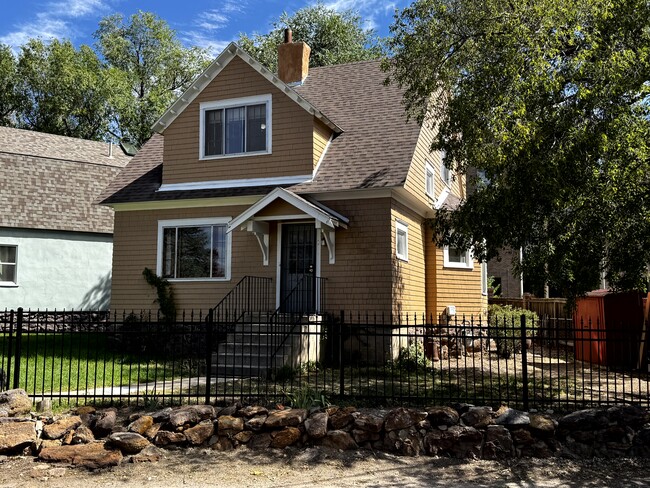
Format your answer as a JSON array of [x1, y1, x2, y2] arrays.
[[157, 175, 312, 192]]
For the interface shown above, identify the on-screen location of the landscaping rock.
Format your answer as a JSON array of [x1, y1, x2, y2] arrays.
[[210, 436, 234, 451], [320, 430, 357, 450], [75, 406, 96, 416], [352, 429, 381, 444], [482, 425, 513, 459], [265, 408, 307, 428], [154, 431, 186, 446], [43, 416, 82, 440], [304, 412, 328, 439], [385, 427, 422, 456], [169, 405, 215, 428], [270, 427, 301, 448], [0, 420, 37, 453], [247, 433, 272, 449], [354, 413, 384, 433], [93, 409, 117, 437], [108, 432, 150, 454], [130, 445, 164, 463], [245, 415, 267, 431], [461, 406, 493, 428], [128, 415, 154, 435], [328, 407, 356, 430], [218, 415, 244, 435], [424, 425, 482, 458], [558, 409, 608, 432], [495, 408, 529, 428], [144, 423, 162, 440], [384, 408, 427, 432], [607, 405, 650, 430], [185, 420, 214, 445], [238, 406, 268, 418], [529, 414, 557, 436], [233, 431, 253, 444], [150, 407, 173, 423], [39, 442, 123, 469], [0, 389, 32, 417], [427, 406, 460, 427], [71, 425, 95, 444]]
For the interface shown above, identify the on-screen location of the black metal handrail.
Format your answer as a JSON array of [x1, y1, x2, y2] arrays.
[[211, 276, 273, 326]]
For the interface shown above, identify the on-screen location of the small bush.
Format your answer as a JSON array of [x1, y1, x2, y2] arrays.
[[488, 305, 538, 358], [392, 341, 432, 373], [283, 386, 330, 409]]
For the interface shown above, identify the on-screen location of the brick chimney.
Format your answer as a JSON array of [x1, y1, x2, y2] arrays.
[[277, 28, 311, 85]]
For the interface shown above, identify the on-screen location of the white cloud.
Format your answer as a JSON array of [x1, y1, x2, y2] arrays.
[[181, 30, 232, 57], [48, 0, 108, 18], [197, 10, 230, 32]]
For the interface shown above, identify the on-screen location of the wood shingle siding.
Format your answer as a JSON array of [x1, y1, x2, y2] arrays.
[[162, 57, 314, 184]]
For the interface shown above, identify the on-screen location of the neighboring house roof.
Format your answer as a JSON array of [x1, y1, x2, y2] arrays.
[[99, 52, 421, 206], [0, 126, 131, 234]]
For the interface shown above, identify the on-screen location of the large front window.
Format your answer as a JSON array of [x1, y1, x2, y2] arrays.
[[201, 95, 271, 159], [158, 218, 231, 280]]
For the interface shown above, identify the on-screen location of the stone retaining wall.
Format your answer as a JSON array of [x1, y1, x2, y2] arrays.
[[1, 389, 649, 469]]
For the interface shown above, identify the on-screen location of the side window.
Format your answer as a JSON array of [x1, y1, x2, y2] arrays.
[[443, 245, 473, 269], [440, 150, 452, 186], [0, 245, 17, 286], [396, 221, 408, 261], [481, 261, 488, 295], [425, 161, 435, 198]]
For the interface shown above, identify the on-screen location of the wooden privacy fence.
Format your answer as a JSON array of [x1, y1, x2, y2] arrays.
[[490, 297, 569, 319]]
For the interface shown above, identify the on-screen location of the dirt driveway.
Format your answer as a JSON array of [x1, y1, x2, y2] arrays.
[[1, 447, 649, 488]]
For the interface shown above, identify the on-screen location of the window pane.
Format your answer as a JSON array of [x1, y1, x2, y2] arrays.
[[162, 228, 176, 278], [397, 230, 407, 257], [225, 107, 245, 154], [0, 246, 16, 264], [205, 109, 223, 156], [426, 168, 434, 195], [212, 225, 227, 278], [177, 226, 211, 278], [246, 104, 266, 152], [0, 264, 16, 283], [448, 247, 466, 263]]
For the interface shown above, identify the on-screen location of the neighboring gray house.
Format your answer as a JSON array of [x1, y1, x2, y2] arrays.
[[0, 127, 131, 310]]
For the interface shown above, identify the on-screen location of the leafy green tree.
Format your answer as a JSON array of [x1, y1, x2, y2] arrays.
[[238, 3, 384, 72], [14, 39, 114, 140], [94, 10, 208, 145], [0, 45, 23, 125], [385, 0, 650, 300]]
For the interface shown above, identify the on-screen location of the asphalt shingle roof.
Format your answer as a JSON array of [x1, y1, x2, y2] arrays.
[[99, 58, 420, 205], [0, 126, 131, 234]]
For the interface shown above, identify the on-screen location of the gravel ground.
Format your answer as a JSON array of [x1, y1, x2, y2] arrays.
[[1, 447, 649, 488]]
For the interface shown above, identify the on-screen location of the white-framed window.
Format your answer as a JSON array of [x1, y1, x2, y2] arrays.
[[440, 150, 452, 186], [199, 94, 272, 160], [0, 245, 17, 286], [396, 220, 409, 261], [481, 261, 488, 295], [157, 218, 232, 281], [425, 161, 435, 198], [443, 245, 473, 269]]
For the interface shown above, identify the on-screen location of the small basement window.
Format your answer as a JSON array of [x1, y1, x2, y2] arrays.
[[0, 245, 17, 286], [200, 95, 272, 159], [396, 221, 408, 261]]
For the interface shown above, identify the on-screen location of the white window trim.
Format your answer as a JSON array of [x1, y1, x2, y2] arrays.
[[395, 220, 409, 262], [157, 217, 232, 282], [425, 161, 435, 198], [443, 245, 474, 270], [199, 94, 272, 160], [0, 244, 18, 287]]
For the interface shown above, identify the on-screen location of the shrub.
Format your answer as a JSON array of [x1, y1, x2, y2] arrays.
[[488, 305, 538, 358], [392, 340, 432, 373]]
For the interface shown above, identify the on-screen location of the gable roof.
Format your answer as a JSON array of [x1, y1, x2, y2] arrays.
[[0, 126, 131, 234], [154, 42, 342, 135], [100, 54, 423, 206]]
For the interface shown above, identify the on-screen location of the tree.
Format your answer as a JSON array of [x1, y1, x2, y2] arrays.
[[94, 10, 208, 145], [14, 39, 115, 140], [385, 0, 650, 301], [238, 3, 384, 72], [0, 45, 23, 126]]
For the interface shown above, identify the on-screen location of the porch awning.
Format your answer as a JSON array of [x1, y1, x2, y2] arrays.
[[227, 187, 348, 265]]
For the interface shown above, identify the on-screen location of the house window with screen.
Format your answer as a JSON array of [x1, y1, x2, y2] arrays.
[[425, 161, 435, 198], [443, 245, 473, 269], [396, 221, 408, 261], [158, 218, 231, 280], [0, 245, 17, 285], [440, 150, 452, 186], [200, 95, 271, 159]]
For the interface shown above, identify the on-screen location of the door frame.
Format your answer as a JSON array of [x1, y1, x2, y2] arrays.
[[276, 221, 322, 312]]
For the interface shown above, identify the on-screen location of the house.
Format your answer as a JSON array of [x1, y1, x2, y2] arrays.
[[98, 36, 487, 320], [0, 127, 131, 310]]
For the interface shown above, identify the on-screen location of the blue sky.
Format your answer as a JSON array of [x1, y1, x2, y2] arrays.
[[0, 0, 409, 55]]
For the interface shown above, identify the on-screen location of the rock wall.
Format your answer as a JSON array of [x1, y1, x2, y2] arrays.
[[1, 389, 649, 469]]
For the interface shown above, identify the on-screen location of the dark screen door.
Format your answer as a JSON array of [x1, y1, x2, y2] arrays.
[[280, 223, 316, 313]]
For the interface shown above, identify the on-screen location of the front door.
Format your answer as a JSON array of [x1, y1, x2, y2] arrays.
[[280, 223, 316, 313]]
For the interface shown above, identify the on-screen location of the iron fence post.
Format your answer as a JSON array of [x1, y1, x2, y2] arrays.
[[13, 307, 23, 390], [205, 308, 214, 405], [339, 310, 345, 397], [520, 314, 529, 411], [5, 309, 14, 389]]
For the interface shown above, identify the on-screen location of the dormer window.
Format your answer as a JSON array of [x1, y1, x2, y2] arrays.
[[200, 94, 272, 159]]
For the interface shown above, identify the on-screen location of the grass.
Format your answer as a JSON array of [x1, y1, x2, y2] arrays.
[[0, 333, 199, 399]]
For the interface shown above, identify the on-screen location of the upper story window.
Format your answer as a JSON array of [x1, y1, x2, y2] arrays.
[[440, 150, 452, 187], [425, 161, 435, 198], [200, 94, 272, 159], [443, 245, 473, 270], [0, 245, 17, 286], [157, 218, 231, 281]]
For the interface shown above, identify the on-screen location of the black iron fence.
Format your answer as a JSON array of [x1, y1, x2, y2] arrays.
[[0, 308, 648, 411]]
